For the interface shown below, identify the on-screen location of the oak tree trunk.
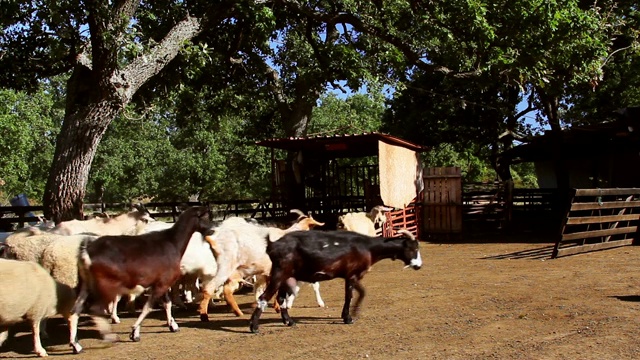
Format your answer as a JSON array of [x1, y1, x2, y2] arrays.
[[41, 10, 204, 222], [43, 66, 121, 222]]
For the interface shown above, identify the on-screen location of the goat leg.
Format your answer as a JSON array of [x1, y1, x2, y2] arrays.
[[342, 280, 355, 324], [249, 300, 266, 333], [68, 284, 91, 353], [162, 292, 180, 333], [223, 280, 244, 316], [130, 296, 155, 342], [351, 279, 366, 318], [198, 290, 212, 322], [250, 270, 286, 333], [277, 286, 295, 327]]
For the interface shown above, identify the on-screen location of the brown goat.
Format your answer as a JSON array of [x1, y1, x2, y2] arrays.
[[67, 206, 211, 354]]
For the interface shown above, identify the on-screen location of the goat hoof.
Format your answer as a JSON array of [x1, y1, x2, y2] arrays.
[[103, 333, 118, 343], [343, 317, 354, 324], [70, 344, 83, 355], [169, 326, 180, 333], [129, 332, 140, 342], [199, 314, 209, 322], [249, 325, 259, 334], [286, 320, 295, 327]]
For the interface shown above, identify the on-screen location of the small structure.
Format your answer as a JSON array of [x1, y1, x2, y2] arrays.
[[501, 107, 640, 249], [256, 132, 427, 237], [504, 107, 640, 189]]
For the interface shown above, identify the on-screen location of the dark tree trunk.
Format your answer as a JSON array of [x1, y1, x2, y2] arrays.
[[41, 11, 203, 222], [43, 66, 120, 222], [281, 99, 315, 211], [539, 89, 569, 190]]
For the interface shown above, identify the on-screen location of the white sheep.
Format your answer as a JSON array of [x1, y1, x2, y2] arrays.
[[0, 259, 77, 357], [199, 213, 325, 320], [49, 206, 154, 236], [40, 234, 99, 288], [3, 209, 151, 264], [337, 205, 393, 236], [3, 229, 59, 264]]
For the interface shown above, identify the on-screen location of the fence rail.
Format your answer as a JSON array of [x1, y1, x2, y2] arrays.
[[552, 188, 640, 258], [0, 187, 564, 233], [0, 200, 290, 230]]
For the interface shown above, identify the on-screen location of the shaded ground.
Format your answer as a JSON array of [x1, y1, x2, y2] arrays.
[[2, 236, 640, 359]]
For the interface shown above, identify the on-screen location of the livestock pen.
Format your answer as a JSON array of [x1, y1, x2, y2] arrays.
[[2, 239, 640, 359]]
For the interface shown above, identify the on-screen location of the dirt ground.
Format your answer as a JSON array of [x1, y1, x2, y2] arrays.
[[2, 236, 640, 360]]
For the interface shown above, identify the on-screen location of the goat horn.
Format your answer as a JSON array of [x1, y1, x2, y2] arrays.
[[397, 229, 415, 241], [289, 209, 306, 218]]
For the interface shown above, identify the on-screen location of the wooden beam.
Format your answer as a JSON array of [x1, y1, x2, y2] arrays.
[[574, 188, 640, 197], [554, 239, 635, 258], [561, 226, 638, 241], [566, 213, 640, 225], [570, 201, 640, 211]]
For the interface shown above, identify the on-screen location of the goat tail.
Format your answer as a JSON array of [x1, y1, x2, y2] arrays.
[[79, 237, 92, 268]]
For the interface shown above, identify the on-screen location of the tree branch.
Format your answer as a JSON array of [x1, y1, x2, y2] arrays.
[[277, 0, 481, 78], [116, 14, 203, 101]]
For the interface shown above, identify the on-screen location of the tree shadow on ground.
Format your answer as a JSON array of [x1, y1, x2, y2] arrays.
[[611, 295, 640, 302], [480, 245, 556, 260]]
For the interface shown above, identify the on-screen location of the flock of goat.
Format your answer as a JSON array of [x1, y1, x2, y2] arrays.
[[0, 205, 422, 357]]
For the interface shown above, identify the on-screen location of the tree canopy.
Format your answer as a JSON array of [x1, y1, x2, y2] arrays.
[[0, 0, 639, 218]]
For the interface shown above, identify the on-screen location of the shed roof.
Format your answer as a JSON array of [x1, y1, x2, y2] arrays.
[[256, 132, 428, 158], [504, 107, 640, 163]]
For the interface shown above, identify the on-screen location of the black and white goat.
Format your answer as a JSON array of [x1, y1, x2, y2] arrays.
[[249, 229, 422, 333]]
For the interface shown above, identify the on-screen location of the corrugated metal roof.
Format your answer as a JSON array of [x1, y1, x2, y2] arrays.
[[256, 132, 427, 158]]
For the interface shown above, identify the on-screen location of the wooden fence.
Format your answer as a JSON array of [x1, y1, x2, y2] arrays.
[[462, 185, 504, 229], [552, 188, 640, 258], [461, 185, 560, 232], [0, 199, 288, 230]]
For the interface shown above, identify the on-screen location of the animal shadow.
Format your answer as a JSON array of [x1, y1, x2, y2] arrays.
[[179, 315, 338, 334], [0, 317, 102, 357]]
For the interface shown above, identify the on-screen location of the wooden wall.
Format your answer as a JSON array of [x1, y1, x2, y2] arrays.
[[422, 167, 462, 235]]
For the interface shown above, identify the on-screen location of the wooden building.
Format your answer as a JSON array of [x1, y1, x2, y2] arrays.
[[256, 132, 427, 237], [505, 107, 640, 189]]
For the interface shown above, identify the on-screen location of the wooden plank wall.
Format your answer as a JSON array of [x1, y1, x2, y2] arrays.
[[422, 167, 462, 235], [552, 188, 640, 258]]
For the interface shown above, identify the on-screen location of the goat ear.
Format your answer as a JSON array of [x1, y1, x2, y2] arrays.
[[132, 203, 149, 214]]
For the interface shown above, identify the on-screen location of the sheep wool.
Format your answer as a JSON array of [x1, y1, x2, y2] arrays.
[[40, 234, 98, 288], [0, 259, 76, 357]]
